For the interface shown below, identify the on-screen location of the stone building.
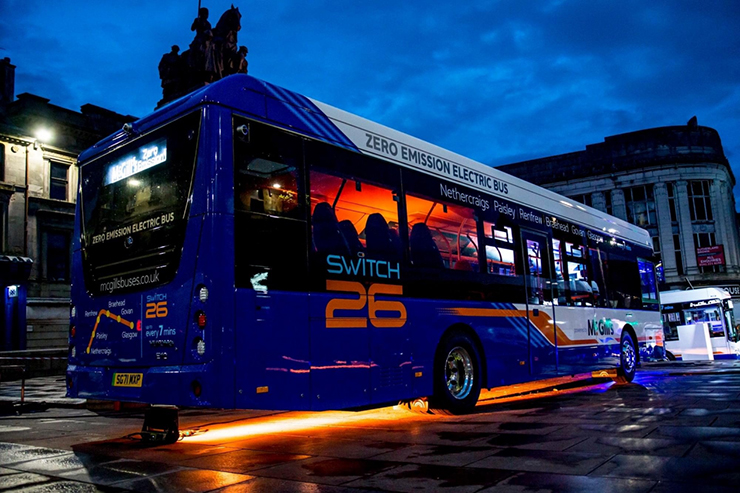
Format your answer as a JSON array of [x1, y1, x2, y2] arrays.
[[0, 58, 135, 349], [498, 118, 740, 313]]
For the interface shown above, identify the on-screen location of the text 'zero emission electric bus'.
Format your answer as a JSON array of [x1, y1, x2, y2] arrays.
[[67, 74, 663, 416]]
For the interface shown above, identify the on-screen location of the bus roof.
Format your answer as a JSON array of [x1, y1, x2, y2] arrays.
[[79, 74, 651, 248], [660, 287, 731, 305]]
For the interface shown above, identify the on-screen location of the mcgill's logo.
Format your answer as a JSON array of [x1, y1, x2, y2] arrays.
[[588, 318, 614, 336]]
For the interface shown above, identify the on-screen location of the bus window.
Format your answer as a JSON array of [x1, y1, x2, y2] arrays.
[[234, 119, 302, 219], [521, 233, 555, 306], [552, 239, 565, 304], [309, 170, 400, 261], [683, 306, 725, 337], [605, 249, 641, 309], [80, 111, 200, 295], [405, 194, 479, 272], [662, 311, 681, 341], [638, 258, 659, 308], [588, 247, 609, 307], [233, 121, 308, 291], [553, 235, 591, 306], [483, 221, 516, 276]]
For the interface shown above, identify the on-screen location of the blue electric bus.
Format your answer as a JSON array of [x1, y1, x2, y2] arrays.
[[67, 74, 662, 417]]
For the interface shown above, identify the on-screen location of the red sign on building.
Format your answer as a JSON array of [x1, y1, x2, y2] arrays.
[[697, 245, 725, 267]]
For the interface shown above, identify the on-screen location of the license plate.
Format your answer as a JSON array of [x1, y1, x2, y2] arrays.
[[112, 373, 143, 387]]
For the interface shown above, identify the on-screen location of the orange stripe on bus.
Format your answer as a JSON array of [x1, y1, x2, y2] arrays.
[[440, 307, 599, 346]]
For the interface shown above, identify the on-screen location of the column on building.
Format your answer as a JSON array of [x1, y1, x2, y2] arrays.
[[715, 180, 740, 272], [653, 183, 677, 278], [591, 192, 606, 212], [674, 180, 698, 275], [610, 189, 627, 221]]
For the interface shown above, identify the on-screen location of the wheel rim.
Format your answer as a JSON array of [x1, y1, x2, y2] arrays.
[[445, 346, 474, 400], [622, 338, 636, 374]]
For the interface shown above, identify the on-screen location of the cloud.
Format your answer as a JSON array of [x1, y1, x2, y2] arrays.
[[2, 0, 739, 206]]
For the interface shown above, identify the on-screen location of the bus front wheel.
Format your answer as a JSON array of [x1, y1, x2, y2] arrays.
[[429, 332, 482, 414], [615, 332, 637, 384]]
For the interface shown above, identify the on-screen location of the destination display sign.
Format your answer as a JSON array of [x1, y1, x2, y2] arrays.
[[104, 138, 167, 185]]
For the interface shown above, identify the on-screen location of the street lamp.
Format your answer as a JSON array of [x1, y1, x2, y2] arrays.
[[33, 127, 53, 144]]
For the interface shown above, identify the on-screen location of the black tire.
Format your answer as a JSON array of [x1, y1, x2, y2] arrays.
[[666, 350, 676, 361], [615, 332, 637, 384], [428, 332, 482, 414]]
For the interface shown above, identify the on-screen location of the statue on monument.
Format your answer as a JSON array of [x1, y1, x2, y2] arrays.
[[157, 4, 247, 107], [158, 45, 182, 100]]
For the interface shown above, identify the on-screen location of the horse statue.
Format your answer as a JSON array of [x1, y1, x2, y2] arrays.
[[211, 5, 242, 78], [156, 5, 245, 108]]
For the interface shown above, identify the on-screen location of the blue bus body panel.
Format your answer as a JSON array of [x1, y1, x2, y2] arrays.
[[234, 289, 311, 411]]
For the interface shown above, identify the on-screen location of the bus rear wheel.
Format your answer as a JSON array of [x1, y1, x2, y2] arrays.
[[429, 333, 482, 414], [615, 332, 637, 384]]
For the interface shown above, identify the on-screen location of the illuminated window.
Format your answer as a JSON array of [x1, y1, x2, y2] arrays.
[[405, 194, 478, 271], [234, 123, 301, 219], [481, 220, 515, 276], [310, 171, 399, 261]]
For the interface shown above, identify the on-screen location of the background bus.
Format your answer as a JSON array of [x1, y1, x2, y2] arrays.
[[67, 74, 662, 417], [661, 287, 740, 360]]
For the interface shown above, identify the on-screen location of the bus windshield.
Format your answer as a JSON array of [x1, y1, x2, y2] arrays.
[[80, 111, 200, 296]]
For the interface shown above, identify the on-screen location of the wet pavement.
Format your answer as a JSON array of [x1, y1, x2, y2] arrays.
[[0, 361, 739, 492]]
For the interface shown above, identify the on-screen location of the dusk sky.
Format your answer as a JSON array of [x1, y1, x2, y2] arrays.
[[2, 1, 740, 205]]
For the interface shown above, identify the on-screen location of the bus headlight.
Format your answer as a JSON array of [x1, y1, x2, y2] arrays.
[[198, 285, 209, 302]]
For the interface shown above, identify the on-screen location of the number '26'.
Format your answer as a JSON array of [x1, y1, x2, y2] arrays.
[[145, 301, 168, 319], [325, 280, 407, 329]]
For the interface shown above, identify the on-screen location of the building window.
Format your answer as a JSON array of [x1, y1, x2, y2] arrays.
[[50, 162, 68, 201], [570, 193, 592, 207], [625, 185, 656, 227], [673, 234, 684, 276], [0, 143, 5, 182], [688, 180, 713, 221], [45, 230, 71, 281]]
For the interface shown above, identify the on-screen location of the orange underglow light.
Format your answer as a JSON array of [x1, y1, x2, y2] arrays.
[[181, 374, 611, 443], [181, 407, 419, 444]]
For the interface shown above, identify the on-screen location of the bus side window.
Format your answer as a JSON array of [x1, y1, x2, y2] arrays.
[[605, 249, 642, 309], [483, 221, 516, 277], [234, 119, 302, 219], [588, 246, 609, 308], [405, 194, 479, 272], [233, 121, 308, 292], [309, 170, 400, 262], [566, 242, 590, 306]]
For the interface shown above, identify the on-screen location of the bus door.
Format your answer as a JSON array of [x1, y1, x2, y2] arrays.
[[233, 213, 312, 411], [521, 229, 558, 376]]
